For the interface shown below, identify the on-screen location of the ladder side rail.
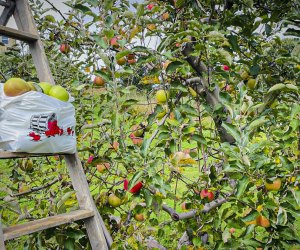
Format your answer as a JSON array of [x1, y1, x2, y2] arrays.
[[13, 0, 55, 84], [0, 217, 6, 250], [65, 154, 112, 249], [0, 0, 15, 26]]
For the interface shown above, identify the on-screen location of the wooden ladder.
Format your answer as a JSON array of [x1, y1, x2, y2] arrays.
[[0, 1, 112, 249]]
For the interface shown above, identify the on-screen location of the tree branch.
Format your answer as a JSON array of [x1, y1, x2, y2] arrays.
[[1, 178, 60, 200]]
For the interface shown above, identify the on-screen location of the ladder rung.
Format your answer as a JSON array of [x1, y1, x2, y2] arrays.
[[3, 209, 95, 241], [0, 25, 38, 42], [0, 151, 72, 159]]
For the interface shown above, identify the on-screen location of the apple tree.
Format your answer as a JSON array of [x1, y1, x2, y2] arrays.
[[0, 0, 299, 249]]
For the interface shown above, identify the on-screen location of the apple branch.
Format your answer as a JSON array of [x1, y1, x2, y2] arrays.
[[182, 42, 235, 144], [161, 195, 229, 221], [0, 177, 60, 200]]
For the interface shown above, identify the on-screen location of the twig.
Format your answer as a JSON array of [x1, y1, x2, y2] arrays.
[[1, 178, 60, 200], [81, 120, 111, 130]]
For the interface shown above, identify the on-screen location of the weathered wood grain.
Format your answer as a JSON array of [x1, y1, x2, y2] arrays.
[[3, 209, 94, 241]]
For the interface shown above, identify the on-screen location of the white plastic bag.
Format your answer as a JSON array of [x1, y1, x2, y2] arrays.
[[0, 84, 76, 154]]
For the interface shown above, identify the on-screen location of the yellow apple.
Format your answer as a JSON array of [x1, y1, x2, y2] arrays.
[[265, 178, 281, 191], [4, 78, 31, 96], [156, 90, 170, 104]]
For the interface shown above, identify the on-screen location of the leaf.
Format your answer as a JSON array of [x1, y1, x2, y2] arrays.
[[180, 104, 198, 116], [191, 134, 207, 145], [141, 138, 151, 156], [74, 4, 91, 13], [236, 176, 249, 198], [57, 191, 75, 212], [144, 189, 153, 207], [74, 84, 87, 91], [158, 131, 170, 140], [246, 116, 267, 133], [276, 207, 288, 225], [221, 122, 241, 143], [250, 65, 260, 76], [267, 83, 286, 93], [166, 61, 184, 73], [116, 50, 132, 60], [92, 35, 108, 49], [64, 238, 75, 250], [285, 84, 298, 92], [227, 35, 239, 51], [95, 70, 111, 82], [128, 171, 144, 190]]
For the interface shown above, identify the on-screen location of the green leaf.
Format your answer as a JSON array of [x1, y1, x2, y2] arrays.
[[191, 134, 207, 145], [278, 227, 298, 241], [246, 116, 267, 133], [221, 122, 241, 143], [57, 191, 75, 212], [141, 138, 151, 156], [180, 104, 198, 116], [276, 207, 288, 225], [128, 171, 144, 190], [158, 131, 170, 140], [64, 238, 75, 250], [92, 35, 108, 49], [166, 61, 184, 73], [116, 50, 132, 60], [144, 189, 153, 207], [74, 4, 91, 13], [285, 84, 298, 92], [250, 65, 260, 76], [267, 83, 286, 93], [95, 70, 111, 82], [74, 84, 87, 91], [236, 176, 249, 198], [132, 46, 151, 53], [241, 210, 259, 224], [227, 35, 239, 51]]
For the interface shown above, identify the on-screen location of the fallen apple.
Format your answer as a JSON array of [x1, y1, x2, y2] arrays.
[[94, 76, 105, 86]]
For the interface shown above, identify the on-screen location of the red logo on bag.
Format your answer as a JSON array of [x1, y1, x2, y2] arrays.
[[28, 113, 74, 141]]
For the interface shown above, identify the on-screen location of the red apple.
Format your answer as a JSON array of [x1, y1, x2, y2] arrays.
[[147, 4, 154, 10], [200, 189, 214, 201], [110, 37, 119, 47], [124, 179, 143, 194], [223, 65, 230, 71], [60, 43, 70, 54]]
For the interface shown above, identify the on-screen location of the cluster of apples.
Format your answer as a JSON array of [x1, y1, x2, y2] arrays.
[[2, 78, 69, 102]]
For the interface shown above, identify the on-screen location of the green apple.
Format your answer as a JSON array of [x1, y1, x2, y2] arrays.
[[49, 85, 69, 102], [39, 82, 53, 94], [247, 78, 257, 90]]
